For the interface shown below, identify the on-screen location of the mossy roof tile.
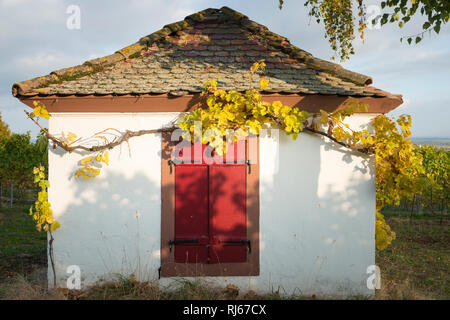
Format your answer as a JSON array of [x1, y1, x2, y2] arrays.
[[12, 6, 399, 100]]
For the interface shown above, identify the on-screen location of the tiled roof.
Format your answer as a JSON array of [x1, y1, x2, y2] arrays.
[[12, 7, 400, 99]]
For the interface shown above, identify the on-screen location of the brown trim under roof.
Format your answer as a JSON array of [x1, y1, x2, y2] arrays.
[[160, 133, 260, 277], [18, 93, 403, 114]]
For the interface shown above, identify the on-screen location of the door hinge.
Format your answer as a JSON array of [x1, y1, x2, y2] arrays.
[[158, 266, 161, 279], [168, 239, 199, 252], [218, 240, 251, 254], [168, 160, 175, 174]]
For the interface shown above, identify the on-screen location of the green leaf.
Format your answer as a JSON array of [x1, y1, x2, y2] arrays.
[[434, 24, 440, 34]]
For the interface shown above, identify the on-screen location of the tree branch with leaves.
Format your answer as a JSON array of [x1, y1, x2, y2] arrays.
[[279, 0, 449, 60]]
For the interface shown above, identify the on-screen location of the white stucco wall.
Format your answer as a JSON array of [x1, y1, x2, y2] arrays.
[[48, 112, 376, 297]]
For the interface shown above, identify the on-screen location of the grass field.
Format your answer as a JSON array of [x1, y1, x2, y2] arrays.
[[376, 216, 449, 299], [0, 205, 448, 299], [0, 206, 46, 279]]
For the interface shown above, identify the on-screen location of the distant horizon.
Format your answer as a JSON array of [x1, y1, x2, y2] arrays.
[[411, 137, 450, 140]]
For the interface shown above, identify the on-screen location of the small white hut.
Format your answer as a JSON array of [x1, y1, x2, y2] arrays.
[[12, 7, 402, 296]]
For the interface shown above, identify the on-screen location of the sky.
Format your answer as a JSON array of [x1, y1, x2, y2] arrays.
[[0, 0, 449, 138]]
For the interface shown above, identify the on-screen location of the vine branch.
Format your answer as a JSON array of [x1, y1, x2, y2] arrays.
[[26, 108, 176, 153], [304, 127, 371, 154]]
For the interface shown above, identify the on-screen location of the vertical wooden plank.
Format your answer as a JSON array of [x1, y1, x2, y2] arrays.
[[174, 165, 209, 263], [175, 165, 209, 239], [209, 165, 247, 263]]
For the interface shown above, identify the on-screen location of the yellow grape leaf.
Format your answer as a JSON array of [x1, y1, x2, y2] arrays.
[[103, 152, 109, 165], [95, 152, 109, 165], [320, 110, 329, 124], [33, 106, 42, 117], [75, 168, 91, 180], [50, 221, 61, 231], [259, 79, 269, 90], [66, 132, 77, 143], [314, 122, 320, 131], [87, 167, 100, 178], [80, 156, 93, 166], [250, 62, 259, 73], [204, 79, 217, 91], [258, 59, 266, 70], [33, 106, 49, 120]]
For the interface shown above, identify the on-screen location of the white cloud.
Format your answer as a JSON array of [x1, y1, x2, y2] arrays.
[[1, 0, 58, 6], [14, 53, 69, 71], [0, 0, 448, 138], [406, 50, 450, 63], [1, 0, 30, 7], [10, 51, 87, 77]]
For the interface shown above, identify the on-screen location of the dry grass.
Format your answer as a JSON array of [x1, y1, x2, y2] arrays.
[[67, 277, 293, 300], [376, 278, 430, 300], [0, 275, 66, 300], [0, 275, 294, 300], [0, 274, 373, 300]]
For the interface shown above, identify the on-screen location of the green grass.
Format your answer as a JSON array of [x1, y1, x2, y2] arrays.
[[381, 207, 448, 220], [376, 216, 449, 299], [0, 205, 47, 281]]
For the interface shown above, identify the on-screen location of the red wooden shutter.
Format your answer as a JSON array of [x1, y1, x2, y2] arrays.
[[178, 142, 213, 164], [174, 165, 209, 263], [213, 139, 246, 164], [209, 165, 247, 263], [173, 142, 248, 264]]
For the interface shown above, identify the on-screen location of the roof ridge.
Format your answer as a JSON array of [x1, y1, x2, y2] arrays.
[[218, 7, 372, 86], [12, 6, 372, 97]]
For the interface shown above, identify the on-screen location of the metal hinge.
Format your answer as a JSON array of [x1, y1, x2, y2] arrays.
[[158, 266, 161, 279], [246, 160, 251, 174], [168, 239, 199, 252], [218, 240, 252, 254], [168, 160, 175, 174]]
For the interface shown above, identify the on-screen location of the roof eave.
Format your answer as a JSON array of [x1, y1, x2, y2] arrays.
[[17, 92, 403, 114]]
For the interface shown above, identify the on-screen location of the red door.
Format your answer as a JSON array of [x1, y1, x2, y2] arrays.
[[173, 142, 248, 264]]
